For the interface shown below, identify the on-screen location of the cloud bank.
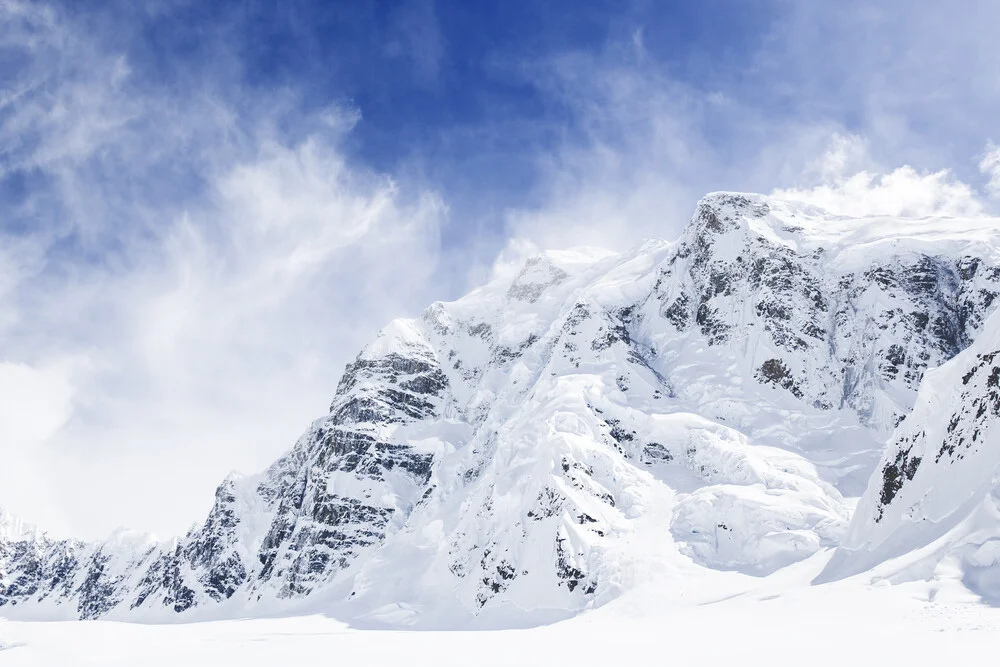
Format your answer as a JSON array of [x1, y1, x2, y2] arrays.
[[771, 135, 986, 218]]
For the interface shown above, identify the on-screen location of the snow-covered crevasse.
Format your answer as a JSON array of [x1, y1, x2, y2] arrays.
[[3, 193, 1000, 623], [820, 309, 1000, 600]]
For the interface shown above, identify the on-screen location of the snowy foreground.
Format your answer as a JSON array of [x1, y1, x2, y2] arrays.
[[3, 553, 1000, 666]]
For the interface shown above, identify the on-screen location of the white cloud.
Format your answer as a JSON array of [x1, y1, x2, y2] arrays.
[[772, 166, 983, 218], [808, 134, 873, 183], [0, 360, 75, 527], [489, 237, 541, 283], [499, 54, 715, 251], [771, 134, 985, 218], [979, 142, 1000, 199], [499, 54, 981, 256], [0, 2, 449, 539], [21, 129, 449, 539], [0, 361, 74, 449]]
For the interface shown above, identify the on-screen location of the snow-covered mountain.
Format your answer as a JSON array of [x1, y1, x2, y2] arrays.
[[820, 307, 1000, 601], [3, 192, 1000, 624]]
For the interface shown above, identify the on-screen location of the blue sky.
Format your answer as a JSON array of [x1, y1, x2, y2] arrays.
[[25, 0, 781, 253], [3, 0, 1000, 538]]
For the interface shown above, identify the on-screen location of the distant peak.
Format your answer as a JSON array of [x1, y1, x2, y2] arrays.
[[507, 256, 570, 303]]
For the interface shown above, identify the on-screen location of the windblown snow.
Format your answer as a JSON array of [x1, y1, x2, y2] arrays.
[[4, 192, 1000, 629]]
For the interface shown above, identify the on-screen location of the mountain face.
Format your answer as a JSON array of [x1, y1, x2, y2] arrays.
[[3, 193, 1000, 624], [820, 308, 1000, 599]]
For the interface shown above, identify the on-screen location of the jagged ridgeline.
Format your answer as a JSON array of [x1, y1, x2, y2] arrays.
[[3, 193, 1000, 624]]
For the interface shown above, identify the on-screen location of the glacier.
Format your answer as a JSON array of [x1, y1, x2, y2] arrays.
[[4, 191, 1000, 626]]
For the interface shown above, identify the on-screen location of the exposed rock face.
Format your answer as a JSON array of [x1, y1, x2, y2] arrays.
[[658, 194, 1000, 431], [3, 192, 1000, 623]]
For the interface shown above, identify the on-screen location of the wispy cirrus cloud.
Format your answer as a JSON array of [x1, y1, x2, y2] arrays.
[[0, 0, 448, 538], [978, 143, 1000, 200]]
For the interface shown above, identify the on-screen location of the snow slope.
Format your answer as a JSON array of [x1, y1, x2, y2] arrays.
[[3, 192, 1000, 624], [3, 556, 1000, 667], [821, 308, 1000, 600]]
